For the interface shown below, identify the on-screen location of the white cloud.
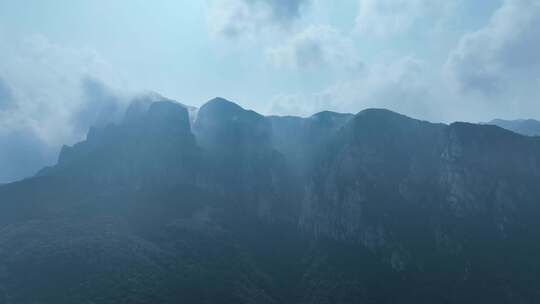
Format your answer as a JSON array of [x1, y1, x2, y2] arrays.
[[269, 57, 444, 120], [446, 0, 540, 96], [0, 35, 125, 143], [266, 25, 363, 71], [355, 0, 458, 38], [0, 34, 128, 182], [207, 0, 310, 39], [271, 0, 540, 122]]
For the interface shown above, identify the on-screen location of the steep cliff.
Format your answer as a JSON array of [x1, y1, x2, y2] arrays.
[[1, 98, 540, 303]]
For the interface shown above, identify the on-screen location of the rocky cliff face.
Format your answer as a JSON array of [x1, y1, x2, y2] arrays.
[[39, 99, 200, 189], [1, 98, 540, 303], [298, 110, 540, 302], [194, 98, 298, 222], [269, 111, 353, 174], [301, 110, 540, 242]]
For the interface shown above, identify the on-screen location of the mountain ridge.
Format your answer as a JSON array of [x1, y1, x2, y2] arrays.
[[1, 96, 540, 303], [487, 118, 540, 137]]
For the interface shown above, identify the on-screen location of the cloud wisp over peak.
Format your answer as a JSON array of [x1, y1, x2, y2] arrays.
[[0, 34, 130, 183]]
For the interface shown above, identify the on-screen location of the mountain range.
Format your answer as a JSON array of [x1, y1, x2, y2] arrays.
[[488, 118, 540, 136], [1, 96, 540, 303]]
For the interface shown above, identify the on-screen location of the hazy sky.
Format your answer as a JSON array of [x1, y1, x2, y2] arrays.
[[0, 0, 539, 182]]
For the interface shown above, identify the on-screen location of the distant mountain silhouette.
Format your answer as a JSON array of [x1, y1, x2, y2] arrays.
[[1, 96, 540, 303], [488, 118, 540, 136]]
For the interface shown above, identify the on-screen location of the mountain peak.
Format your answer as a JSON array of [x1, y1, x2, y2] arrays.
[[488, 118, 540, 136], [203, 97, 243, 111], [347, 108, 424, 132], [310, 110, 353, 121], [124, 92, 174, 123], [195, 98, 270, 152], [356, 108, 411, 120], [145, 100, 191, 129]]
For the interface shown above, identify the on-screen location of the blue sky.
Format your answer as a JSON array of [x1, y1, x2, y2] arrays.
[[0, 0, 539, 182]]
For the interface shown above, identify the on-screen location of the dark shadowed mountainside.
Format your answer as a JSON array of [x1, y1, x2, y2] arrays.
[[1, 97, 540, 303]]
